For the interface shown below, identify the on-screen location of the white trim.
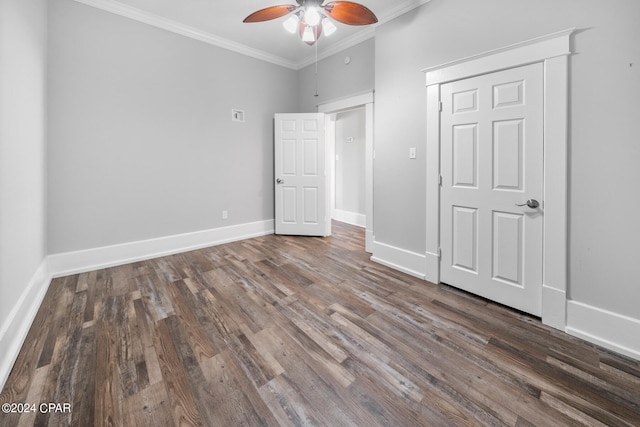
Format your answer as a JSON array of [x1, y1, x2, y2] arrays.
[[0, 259, 51, 391], [317, 92, 375, 253], [424, 29, 574, 329], [48, 220, 274, 277], [566, 301, 640, 360], [422, 28, 576, 85], [73, 0, 432, 71], [377, 0, 432, 24], [542, 285, 567, 330], [424, 250, 440, 284], [333, 210, 366, 228], [1, 219, 273, 390], [370, 240, 427, 280], [541, 54, 570, 323], [72, 0, 299, 69], [317, 91, 374, 113], [364, 102, 374, 254], [425, 84, 441, 284]]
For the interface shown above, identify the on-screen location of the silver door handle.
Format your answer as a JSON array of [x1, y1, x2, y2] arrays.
[[516, 199, 539, 209], [276, 178, 284, 184]]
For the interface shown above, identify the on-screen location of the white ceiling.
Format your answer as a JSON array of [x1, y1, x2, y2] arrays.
[[74, 0, 430, 70]]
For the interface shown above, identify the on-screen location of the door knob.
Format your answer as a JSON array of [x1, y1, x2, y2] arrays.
[[276, 178, 284, 184], [516, 199, 539, 209]]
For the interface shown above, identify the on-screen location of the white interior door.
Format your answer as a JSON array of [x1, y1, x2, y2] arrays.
[[440, 63, 544, 316], [274, 113, 330, 236]]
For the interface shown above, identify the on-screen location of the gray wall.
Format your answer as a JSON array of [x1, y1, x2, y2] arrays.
[[47, 0, 298, 254], [298, 38, 375, 112], [374, 0, 640, 319], [3, 0, 638, 359], [335, 109, 366, 215], [0, 0, 47, 331]]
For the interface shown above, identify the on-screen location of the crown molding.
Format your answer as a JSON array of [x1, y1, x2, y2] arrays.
[[377, 0, 432, 23], [72, 0, 299, 69], [72, 0, 431, 71]]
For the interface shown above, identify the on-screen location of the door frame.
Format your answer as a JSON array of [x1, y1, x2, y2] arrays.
[[326, 107, 367, 228], [423, 28, 574, 330], [318, 91, 374, 253]]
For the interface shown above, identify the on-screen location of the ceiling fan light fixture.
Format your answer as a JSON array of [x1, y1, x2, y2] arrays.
[[321, 17, 337, 36], [301, 26, 315, 43], [299, 19, 323, 45], [243, 1, 378, 46], [283, 14, 299, 34], [303, 6, 322, 26]]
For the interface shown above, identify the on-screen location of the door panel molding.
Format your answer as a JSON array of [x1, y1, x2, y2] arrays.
[[274, 113, 329, 236], [440, 63, 544, 316], [424, 29, 574, 328]]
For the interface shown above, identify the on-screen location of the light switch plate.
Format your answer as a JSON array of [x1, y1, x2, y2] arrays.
[[409, 147, 417, 159]]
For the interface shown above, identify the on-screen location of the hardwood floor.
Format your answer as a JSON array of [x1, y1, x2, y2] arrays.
[[2, 221, 639, 426]]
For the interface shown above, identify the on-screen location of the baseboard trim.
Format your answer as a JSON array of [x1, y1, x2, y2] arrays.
[[332, 210, 366, 228], [48, 220, 274, 277], [566, 300, 640, 361], [1, 220, 274, 391], [370, 240, 427, 280], [0, 259, 51, 391]]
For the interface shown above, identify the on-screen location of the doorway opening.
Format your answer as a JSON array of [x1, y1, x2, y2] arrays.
[[318, 92, 374, 253], [423, 29, 573, 329], [327, 107, 366, 228]]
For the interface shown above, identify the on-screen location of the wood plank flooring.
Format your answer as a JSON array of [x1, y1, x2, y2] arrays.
[[2, 221, 639, 426]]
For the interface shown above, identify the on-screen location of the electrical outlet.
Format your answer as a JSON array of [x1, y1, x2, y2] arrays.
[[222, 210, 228, 220]]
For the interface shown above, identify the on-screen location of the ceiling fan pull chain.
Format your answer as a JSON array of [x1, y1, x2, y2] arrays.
[[314, 40, 319, 97]]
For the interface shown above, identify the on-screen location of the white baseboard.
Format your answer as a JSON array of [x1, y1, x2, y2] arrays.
[[0, 259, 51, 391], [1, 219, 275, 390], [48, 220, 274, 277], [566, 300, 640, 361], [370, 240, 427, 280], [332, 210, 366, 228]]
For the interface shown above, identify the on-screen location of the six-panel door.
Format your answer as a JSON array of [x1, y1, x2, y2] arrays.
[[440, 63, 544, 316], [274, 113, 329, 236]]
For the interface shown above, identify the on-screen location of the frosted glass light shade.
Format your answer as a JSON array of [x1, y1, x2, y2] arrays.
[[283, 14, 299, 34]]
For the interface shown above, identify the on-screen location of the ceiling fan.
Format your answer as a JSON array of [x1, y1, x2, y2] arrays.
[[243, 0, 378, 46]]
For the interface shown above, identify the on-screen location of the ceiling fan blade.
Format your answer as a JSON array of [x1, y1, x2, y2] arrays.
[[243, 5, 297, 23], [323, 1, 378, 25]]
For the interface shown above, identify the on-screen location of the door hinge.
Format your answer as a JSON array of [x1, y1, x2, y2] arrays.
[[437, 247, 442, 258], [438, 175, 443, 186], [439, 101, 443, 112]]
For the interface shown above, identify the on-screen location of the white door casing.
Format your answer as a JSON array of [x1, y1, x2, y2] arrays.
[[424, 28, 573, 329], [274, 113, 330, 236], [318, 91, 375, 253], [440, 63, 544, 316]]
